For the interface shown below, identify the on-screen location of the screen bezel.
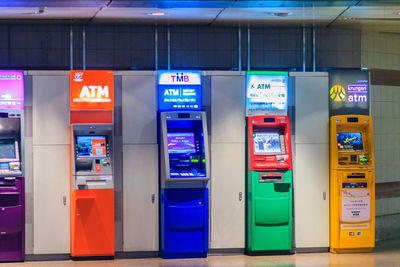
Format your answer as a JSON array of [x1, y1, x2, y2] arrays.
[[336, 132, 364, 153], [76, 135, 108, 158]]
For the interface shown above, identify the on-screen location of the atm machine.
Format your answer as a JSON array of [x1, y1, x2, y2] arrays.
[[158, 71, 210, 259], [330, 115, 375, 253], [69, 70, 115, 258], [246, 115, 293, 254], [0, 70, 25, 262], [245, 72, 293, 255]]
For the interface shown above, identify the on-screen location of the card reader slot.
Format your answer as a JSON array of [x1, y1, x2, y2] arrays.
[[347, 173, 366, 179], [259, 173, 283, 182]]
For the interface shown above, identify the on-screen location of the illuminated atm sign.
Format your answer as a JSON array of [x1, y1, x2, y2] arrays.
[[158, 71, 202, 111], [246, 71, 288, 116], [70, 70, 114, 111], [329, 71, 369, 116], [0, 70, 24, 110]]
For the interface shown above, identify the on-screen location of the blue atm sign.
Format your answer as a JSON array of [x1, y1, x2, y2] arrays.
[[158, 71, 202, 111]]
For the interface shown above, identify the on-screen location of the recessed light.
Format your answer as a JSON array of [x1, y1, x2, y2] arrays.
[[148, 12, 165, 16], [266, 12, 293, 17]]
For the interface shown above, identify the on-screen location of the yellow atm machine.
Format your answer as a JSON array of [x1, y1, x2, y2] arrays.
[[330, 115, 375, 253]]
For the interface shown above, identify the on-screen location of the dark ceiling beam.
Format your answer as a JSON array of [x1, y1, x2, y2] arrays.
[[326, 0, 362, 27], [86, 0, 113, 24]]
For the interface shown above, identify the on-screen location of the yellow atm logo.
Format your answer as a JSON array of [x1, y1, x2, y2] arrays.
[[330, 84, 347, 102]]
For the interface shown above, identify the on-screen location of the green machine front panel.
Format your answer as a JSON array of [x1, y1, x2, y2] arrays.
[[246, 170, 293, 252]]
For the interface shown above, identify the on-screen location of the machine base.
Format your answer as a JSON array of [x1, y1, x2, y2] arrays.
[[160, 252, 207, 259], [245, 250, 294, 256], [330, 248, 373, 254], [71, 256, 114, 261]]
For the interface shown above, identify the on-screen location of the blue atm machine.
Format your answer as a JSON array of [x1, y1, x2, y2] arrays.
[[158, 71, 210, 259]]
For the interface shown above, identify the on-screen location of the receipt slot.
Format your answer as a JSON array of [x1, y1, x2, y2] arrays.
[[246, 115, 293, 255], [69, 70, 114, 258], [330, 115, 375, 253]]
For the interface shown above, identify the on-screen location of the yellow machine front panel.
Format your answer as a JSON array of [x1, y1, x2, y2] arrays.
[[330, 115, 375, 253]]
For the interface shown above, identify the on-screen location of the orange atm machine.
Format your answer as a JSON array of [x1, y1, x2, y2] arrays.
[[330, 115, 375, 253], [69, 70, 115, 258]]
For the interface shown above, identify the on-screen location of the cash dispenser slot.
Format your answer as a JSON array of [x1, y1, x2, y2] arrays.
[[347, 173, 366, 179], [259, 173, 283, 183]]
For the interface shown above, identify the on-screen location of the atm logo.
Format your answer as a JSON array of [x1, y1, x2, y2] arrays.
[[73, 72, 84, 82], [79, 86, 110, 99], [158, 71, 201, 85], [70, 70, 114, 110], [330, 84, 346, 102]]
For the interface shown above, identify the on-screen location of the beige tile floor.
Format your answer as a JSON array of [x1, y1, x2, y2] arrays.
[[3, 241, 400, 267], [1, 250, 399, 267]]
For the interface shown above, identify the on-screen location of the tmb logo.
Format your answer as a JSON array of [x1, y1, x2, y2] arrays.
[[171, 73, 189, 83], [79, 85, 109, 98], [74, 72, 84, 82]]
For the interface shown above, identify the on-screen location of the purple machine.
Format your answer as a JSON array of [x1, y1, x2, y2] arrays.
[[0, 70, 25, 262]]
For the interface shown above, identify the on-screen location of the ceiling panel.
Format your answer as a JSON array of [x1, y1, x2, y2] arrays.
[[0, 7, 98, 19], [0, 0, 109, 7], [109, 0, 235, 8], [95, 7, 222, 24], [216, 6, 345, 25]]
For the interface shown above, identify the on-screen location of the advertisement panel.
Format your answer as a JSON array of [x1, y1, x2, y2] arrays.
[[70, 70, 114, 111], [0, 70, 24, 110], [158, 70, 202, 111], [329, 71, 369, 116], [246, 71, 288, 116]]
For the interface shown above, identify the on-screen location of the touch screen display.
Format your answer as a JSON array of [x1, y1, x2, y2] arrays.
[[253, 133, 281, 154], [337, 132, 363, 152], [77, 136, 107, 158], [167, 120, 206, 178], [167, 133, 196, 154], [0, 139, 16, 159]]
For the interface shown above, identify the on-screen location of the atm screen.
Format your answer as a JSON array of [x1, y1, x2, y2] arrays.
[[167, 120, 206, 178], [167, 133, 196, 154], [77, 136, 107, 158], [253, 133, 281, 154], [337, 132, 363, 152], [0, 139, 16, 159]]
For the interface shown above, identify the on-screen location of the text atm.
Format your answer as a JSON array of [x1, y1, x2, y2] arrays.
[[69, 70, 115, 258], [245, 71, 293, 255], [158, 71, 210, 259], [330, 115, 375, 253], [246, 115, 293, 254], [0, 70, 25, 262]]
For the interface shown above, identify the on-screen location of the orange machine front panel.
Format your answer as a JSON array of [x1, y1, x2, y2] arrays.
[[71, 188, 115, 257]]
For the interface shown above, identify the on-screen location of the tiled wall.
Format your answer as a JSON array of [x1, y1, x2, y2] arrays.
[[0, 24, 361, 71], [362, 31, 400, 71], [363, 30, 400, 241]]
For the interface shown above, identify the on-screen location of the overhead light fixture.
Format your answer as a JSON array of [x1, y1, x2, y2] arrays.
[[266, 12, 293, 17], [148, 12, 165, 16]]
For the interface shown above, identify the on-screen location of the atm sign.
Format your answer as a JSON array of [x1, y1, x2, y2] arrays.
[[70, 70, 114, 110]]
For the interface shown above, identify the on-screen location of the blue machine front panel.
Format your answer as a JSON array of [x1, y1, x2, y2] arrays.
[[161, 188, 209, 258]]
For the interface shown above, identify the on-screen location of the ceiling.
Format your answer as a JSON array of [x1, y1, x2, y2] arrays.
[[0, 1, 399, 33]]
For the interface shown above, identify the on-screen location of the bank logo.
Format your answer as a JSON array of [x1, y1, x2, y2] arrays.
[[330, 84, 346, 102], [73, 72, 84, 82]]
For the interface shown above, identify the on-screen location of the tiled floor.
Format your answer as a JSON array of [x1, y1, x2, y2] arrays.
[[3, 241, 400, 267]]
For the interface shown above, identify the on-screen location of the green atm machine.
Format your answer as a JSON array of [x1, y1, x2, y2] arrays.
[[245, 72, 294, 255]]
